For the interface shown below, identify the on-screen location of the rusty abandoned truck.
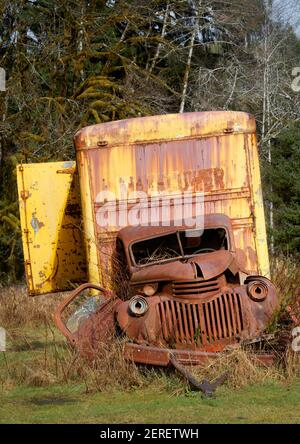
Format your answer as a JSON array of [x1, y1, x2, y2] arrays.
[[17, 111, 278, 368]]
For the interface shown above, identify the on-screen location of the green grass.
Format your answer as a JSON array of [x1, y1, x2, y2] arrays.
[[1, 380, 300, 424]]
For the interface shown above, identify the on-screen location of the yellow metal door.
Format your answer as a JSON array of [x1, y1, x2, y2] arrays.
[[17, 161, 87, 295]]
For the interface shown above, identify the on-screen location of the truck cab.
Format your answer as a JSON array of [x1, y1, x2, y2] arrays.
[[113, 214, 277, 361]]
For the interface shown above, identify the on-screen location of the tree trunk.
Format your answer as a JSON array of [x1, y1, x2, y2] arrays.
[[148, 3, 169, 76]]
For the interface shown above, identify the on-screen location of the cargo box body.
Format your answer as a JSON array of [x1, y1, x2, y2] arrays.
[[17, 111, 270, 295]]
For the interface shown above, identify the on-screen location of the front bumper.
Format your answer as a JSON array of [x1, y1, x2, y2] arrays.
[[124, 342, 276, 367]]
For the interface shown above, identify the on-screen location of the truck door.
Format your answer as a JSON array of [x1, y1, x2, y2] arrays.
[[17, 161, 87, 295]]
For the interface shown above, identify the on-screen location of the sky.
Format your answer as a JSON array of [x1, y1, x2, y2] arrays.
[[273, 0, 300, 36]]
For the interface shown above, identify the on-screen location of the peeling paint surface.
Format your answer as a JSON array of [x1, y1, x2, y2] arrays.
[[30, 212, 45, 236], [17, 161, 87, 295], [74, 111, 270, 289]]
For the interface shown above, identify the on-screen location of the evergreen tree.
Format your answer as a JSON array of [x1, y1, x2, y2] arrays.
[[264, 123, 300, 255], [0, 0, 299, 282]]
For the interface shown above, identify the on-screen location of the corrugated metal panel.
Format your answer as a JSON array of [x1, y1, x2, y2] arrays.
[[17, 162, 87, 295]]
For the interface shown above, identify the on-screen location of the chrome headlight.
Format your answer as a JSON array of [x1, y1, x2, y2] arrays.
[[128, 296, 149, 317], [247, 279, 268, 302]]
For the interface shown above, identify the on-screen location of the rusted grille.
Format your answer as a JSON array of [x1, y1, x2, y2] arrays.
[[172, 278, 220, 298], [157, 293, 244, 345]]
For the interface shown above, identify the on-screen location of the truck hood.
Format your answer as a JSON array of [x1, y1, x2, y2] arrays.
[[131, 250, 239, 283]]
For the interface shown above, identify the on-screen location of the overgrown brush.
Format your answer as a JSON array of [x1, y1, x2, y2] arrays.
[[265, 255, 300, 333], [0, 286, 143, 392], [0, 324, 143, 393], [0, 285, 62, 328], [284, 349, 300, 379], [188, 349, 285, 391], [271, 255, 300, 308]]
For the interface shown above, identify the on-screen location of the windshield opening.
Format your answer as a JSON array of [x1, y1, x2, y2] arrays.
[[131, 233, 181, 266], [131, 228, 228, 266]]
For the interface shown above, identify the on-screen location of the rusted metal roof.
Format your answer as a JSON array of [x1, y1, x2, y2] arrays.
[[74, 111, 256, 150]]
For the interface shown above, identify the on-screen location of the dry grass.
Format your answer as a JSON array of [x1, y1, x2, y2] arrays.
[[0, 285, 62, 328], [189, 349, 285, 390], [138, 247, 179, 265], [285, 349, 300, 379], [271, 255, 300, 308], [81, 340, 144, 393], [263, 256, 300, 381]]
